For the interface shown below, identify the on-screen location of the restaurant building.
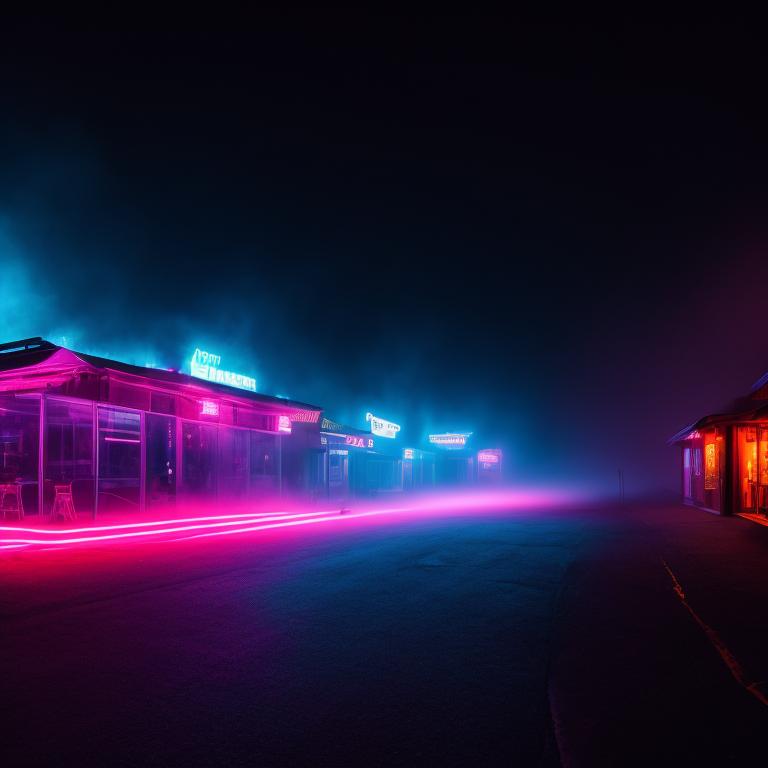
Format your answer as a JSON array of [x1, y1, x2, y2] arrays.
[[670, 370, 768, 517], [0, 338, 321, 521]]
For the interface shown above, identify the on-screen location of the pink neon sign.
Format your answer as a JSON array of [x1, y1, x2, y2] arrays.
[[477, 451, 500, 464], [345, 435, 374, 449], [278, 415, 292, 433], [199, 400, 219, 417]]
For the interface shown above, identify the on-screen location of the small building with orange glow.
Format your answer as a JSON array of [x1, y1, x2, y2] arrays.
[[671, 372, 768, 516]]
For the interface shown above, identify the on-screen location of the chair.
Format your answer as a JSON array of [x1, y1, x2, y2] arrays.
[[0, 482, 24, 519], [52, 483, 77, 522]]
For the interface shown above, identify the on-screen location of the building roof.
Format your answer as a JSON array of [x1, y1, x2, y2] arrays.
[[0, 337, 322, 415]]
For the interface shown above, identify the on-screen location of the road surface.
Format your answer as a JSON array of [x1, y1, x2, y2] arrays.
[[3, 497, 768, 766]]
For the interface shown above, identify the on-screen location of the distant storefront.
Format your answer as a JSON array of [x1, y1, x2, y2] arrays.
[[670, 370, 768, 516], [319, 417, 404, 498], [0, 338, 321, 521]]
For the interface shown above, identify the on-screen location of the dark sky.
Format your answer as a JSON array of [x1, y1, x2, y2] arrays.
[[2, 19, 768, 495]]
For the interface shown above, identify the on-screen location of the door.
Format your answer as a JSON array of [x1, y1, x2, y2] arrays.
[[738, 427, 758, 513], [97, 406, 141, 514], [682, 447, 692, 499], [146, 413, 176, 510], [759, 428, 768, 516]]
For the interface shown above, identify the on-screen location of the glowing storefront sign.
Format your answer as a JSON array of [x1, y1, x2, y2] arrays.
[[477, 451, 500, 464], [428, 432, 472, 449], [704, 442, 718, 490], [199, 399, 219, 417], [190, 348, 256, 392], [403, 448, 414, 460], [278, 415, 292, 434], [366, 412, 400, 439], [345, 435, 374, 449]]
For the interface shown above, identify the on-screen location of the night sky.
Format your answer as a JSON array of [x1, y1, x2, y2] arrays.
[[2, 20, 768, 495]]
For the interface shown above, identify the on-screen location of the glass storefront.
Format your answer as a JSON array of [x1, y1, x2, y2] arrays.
[[737, 424, 768, 516], [1, 388, 287, 521]]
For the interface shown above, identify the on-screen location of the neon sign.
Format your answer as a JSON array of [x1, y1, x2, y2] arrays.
[[403, 448, 414, 460], [366, 412, 400, 438], [428, 432, 472, 449], [345, 435, 374, 449], [477, 451, 500, 464], [190, 348, 256, 392], [278, 415, 292, 434], [290, 409, 321, 424], [199, 400, 219, 417], [704, 442, 718, 490]]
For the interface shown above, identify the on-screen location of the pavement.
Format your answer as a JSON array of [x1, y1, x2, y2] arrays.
[[3, 496, 768, 766]]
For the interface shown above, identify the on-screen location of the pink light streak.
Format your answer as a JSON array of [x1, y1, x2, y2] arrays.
[[0, 489, 583, 554], [104, 436, 141, 444]]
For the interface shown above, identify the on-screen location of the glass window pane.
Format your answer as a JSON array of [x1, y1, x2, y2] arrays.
[[44, 398, 94, 518], [146, 413, 176, 510], [249, 432, 278, 495], [218, 427, 249, 502], [97, 406, 141, 514], [181, 421, 218, 500]]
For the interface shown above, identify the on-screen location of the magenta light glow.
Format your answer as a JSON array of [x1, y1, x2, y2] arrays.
[[199, 399, 220, 416], [104, 436, 142, 444], [278, 415, 292, 433], [0, 488, 583, 554]]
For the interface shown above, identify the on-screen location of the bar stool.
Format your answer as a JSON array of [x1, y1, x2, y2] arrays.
[[0, 482, 24, 519], [52, 483, 77, 522]]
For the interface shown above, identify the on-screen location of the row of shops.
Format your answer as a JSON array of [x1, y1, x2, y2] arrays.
[[671, 370, 768, 516], [0, 338, 503, 522]]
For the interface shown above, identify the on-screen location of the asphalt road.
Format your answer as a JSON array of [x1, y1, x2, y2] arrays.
[[3, 498, 768, 766]]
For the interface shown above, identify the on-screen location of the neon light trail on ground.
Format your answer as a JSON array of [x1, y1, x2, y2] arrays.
[[0, 489, 579, 553]]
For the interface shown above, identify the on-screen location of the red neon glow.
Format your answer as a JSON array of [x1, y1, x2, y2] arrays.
[[199, 399, 219, 416]]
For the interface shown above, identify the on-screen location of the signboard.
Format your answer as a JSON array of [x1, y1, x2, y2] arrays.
[[403, 448, 414, 460], [477, 450, 500, 465], [277, 415, 292, 434], [704, 442, 718, 490], [366, 412, 400, 439], [190, 348, 256, 392], [198, 399, 219, 417], [428, 432, 472, 449], [345, 435, 374, 449]]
